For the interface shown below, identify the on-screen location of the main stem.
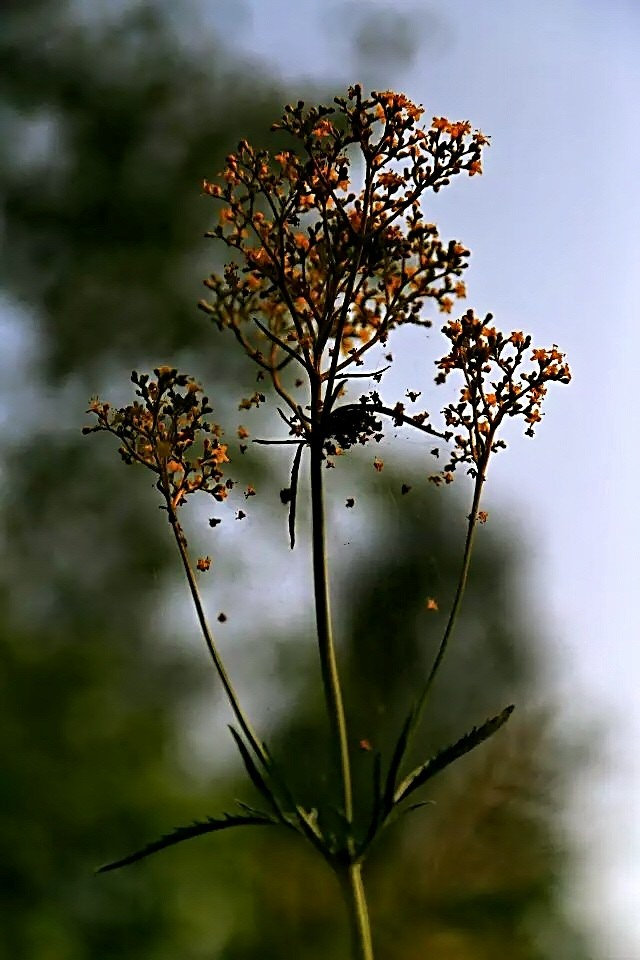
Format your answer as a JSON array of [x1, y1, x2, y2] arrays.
[[339, 863, 374, 960], [308, 417, 373, 960], [309, 436, 353, 821]]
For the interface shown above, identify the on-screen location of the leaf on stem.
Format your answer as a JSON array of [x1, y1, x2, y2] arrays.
[[228, 725, 283, 818], [358, 751, 383, 856], [287, 442, 305, 549], [382, 705, 417, 817], [96, 810, 279, 873], [393, 704, 514, 808]]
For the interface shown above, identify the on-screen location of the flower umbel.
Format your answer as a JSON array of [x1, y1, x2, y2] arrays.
[[84, 367, 231, 512], [434, 310, 571, 479], [199, 84, 489, 448]]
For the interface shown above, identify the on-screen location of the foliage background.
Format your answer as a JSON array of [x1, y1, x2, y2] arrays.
[[1, 1, 629, 957]]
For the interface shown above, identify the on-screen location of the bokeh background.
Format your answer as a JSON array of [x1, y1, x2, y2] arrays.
[[1, 1, 637, 957]]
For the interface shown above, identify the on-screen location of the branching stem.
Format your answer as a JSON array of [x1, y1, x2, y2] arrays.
[[165, 499, 269, 769]]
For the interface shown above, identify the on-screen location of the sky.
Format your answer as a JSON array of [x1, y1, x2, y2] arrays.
[[191, 1, 640, 956]]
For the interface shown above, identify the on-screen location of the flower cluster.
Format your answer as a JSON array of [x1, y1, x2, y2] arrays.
[[433, 310, 572, 479], [199, 85, 489, 433], [83, 367, 232, 511]]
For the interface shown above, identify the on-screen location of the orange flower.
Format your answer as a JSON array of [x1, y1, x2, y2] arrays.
[[196, 556, 212, 572], [313, 119, 335, 138], [426, 597, 439, 611], [247, 248, 270, 267], [210, 444, 229, 465], [468, 160, 482, 176], [448, 121, 471, 139], [202, 179, 222, 197], [511, 331, 525, 345], [440, 297, 454, 313]]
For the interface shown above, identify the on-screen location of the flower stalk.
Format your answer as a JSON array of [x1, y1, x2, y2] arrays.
[[164, 498, 269, 769]]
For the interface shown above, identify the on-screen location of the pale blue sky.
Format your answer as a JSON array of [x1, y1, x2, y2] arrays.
[[194, 1, 639, 955]]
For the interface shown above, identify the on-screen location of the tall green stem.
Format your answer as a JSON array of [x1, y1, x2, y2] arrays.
[[308, 390, 374, 958], [339, 863, 374, 960], [309, 435, 353, 821]]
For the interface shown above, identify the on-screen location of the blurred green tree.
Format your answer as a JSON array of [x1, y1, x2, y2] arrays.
[[0, 1, 309, 956], [0, 2, 594, 958]]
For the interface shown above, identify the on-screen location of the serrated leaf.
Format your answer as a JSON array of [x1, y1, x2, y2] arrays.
[[393, 704, 514, 807], [228, 726, 282, 817], [97, 811, 277, 873]]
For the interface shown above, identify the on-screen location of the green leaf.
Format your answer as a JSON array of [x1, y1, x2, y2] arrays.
[[382, 704, 417, 816], [260, 744, 299, 810], [96, 810, 278, 873], [358, 751, 383, 856], [295, 805, 324, 844], [228, 726, 283, 818], [393, 704, 515, 807]]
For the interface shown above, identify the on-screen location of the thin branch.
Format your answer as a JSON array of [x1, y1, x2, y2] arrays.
[[163, 491, 269, 770], [253, 316, 310, 371]]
